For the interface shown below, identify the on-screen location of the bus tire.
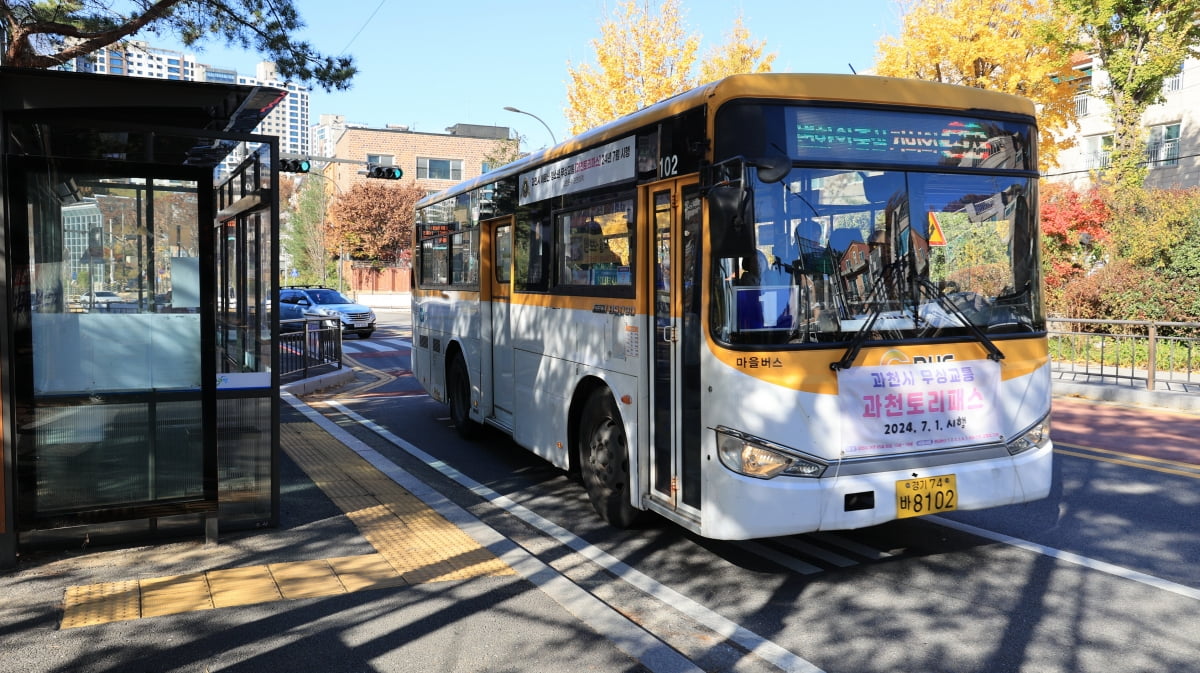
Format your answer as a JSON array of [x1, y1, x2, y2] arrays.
[[579, 388, 641, 528], [447, 353, 480, 440]]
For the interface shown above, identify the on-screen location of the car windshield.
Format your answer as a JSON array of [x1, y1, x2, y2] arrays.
[[307, 289, 352, 305], [710, 167, 1043, 348]]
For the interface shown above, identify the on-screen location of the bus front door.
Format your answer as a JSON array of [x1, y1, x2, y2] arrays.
[[487, 218, 515, 431], [647, 179, 702, 515]]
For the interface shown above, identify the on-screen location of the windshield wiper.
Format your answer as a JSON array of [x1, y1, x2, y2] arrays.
[[829, 263, 1005, 371], [917, 277, 1005, 362], [830, 257, 904, 371]]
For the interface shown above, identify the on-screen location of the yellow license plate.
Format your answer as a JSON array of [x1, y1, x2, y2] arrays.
[[896, 474, 957, 518]]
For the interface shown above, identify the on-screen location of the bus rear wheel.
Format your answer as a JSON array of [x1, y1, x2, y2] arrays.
[[447, 354, 480, 440], [579, 389, 641, 528]]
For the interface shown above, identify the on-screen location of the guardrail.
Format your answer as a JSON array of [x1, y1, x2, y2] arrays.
[[280, 318, 343, 381], [1048, 318, 1200, 393]]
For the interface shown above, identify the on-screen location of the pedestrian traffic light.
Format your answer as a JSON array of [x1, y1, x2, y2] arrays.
[[281, 158, 311, 173], [367, 164, 403, 180]]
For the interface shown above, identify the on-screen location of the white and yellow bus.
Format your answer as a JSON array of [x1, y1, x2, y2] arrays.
[[411, 73, 1052, 540]]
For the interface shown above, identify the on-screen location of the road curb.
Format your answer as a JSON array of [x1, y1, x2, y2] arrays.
[[1052, 380, 1200, 413], [280, 367, 356, 396]]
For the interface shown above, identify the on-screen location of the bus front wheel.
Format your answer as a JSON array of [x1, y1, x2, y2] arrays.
[[447, 354, 480, 440], [579, 389, 641, 528]]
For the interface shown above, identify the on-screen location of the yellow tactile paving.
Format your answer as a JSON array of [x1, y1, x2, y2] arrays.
[[61, 580, 141, 628], [327, 554, 409, 592], [61, 414, 515, 628], [140, 573, 213, 617], [207, 566, 283, 608], [268, 560, 347, 600], [313, 479, 369, 498]]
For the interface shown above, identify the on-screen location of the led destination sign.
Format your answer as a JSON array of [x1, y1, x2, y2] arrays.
[[789, 108, 1034, 170]]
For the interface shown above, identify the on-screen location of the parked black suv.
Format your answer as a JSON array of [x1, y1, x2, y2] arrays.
[[278, 286, 376, 338]]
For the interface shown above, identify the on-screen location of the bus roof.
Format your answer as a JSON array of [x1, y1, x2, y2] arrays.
[[416, 73, 1038, 209]]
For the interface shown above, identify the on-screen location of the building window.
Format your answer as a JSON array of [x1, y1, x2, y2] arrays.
[[1085, 134, 1112, 170], [417, 157, 462, 181], [366, 154, 395, 167], [1163, 67, 1183, 94], [1074, 95, 1089, 117], [1147, 123, 1181, 168]]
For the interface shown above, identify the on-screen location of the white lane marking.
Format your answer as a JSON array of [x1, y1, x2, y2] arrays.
[[326, 400, 827, 673], [740, 541, 824, 575], [809, 532, 897, 561], [772, 537, 859, 568], [283, 393, 702, 673], [929, 515, 1200, 601], [342, 338, 409, 353]]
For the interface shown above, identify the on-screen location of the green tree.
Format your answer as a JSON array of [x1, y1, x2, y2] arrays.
[[482, 133, 526, 171], [0, 0, 355, 90], [565, 0, 774, 135], [1059, 1, 1200, 187], [281, 177, 328, 284], [873, 0, 1079, 171]]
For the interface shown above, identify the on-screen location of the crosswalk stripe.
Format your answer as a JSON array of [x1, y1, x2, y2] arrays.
[[342, 339, 411, 354], [772, 537, 859, 568]]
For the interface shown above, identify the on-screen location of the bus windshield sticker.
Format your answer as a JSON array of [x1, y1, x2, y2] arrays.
[[519, 136, 636, 205], [837, 359, 1002, 456]]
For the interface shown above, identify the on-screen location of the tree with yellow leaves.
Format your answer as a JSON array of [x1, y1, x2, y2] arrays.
[[565, 1, 774, 136], [874, 0, 1079, 171], [697, 16, 776, 90]]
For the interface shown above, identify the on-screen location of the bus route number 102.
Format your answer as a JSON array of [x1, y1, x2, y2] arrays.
[[659, 155, 679, 178]]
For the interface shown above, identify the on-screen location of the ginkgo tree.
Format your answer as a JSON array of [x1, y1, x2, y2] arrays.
[[873, 0, 1079, 171], [565, 0, 774, 136]]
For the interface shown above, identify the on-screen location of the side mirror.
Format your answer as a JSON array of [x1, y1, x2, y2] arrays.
[[297, 298, 310, 306], [707, 182, 757, 259], [751, 155, 791, 184]]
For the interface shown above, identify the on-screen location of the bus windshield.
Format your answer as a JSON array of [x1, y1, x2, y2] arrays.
[[712, 166, 1043, 347]]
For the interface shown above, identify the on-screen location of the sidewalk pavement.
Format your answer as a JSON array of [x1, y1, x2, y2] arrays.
[[0, 389, 665, 673], [1, 365, 1194, 672]]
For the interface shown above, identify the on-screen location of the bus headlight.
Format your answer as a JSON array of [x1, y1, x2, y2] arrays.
[[1005, 416, 1050, 456], [716, 428, 827, 479]]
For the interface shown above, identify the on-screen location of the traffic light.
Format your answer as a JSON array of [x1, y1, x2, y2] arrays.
[[281, 158, 311, 173], [367, 164, 403, 180]]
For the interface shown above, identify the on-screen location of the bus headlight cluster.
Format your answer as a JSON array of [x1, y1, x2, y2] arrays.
[[1005, 416, 1049, 456], [716, 428, 827, 480]]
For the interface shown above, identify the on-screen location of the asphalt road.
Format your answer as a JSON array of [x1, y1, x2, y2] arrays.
[[316, 309, 1200, 673], [4, 309, 1194, 673]]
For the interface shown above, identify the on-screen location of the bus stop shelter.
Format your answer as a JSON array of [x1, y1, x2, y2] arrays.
[[0, 67, 285, 567]]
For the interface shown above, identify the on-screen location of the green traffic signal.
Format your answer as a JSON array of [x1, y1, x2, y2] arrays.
[[281, 158, 311, 173], [367, 165, 403, 179]]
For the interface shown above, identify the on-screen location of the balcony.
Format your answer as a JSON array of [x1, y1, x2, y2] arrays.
[[1147, 140, 1180, 168], [1084, 151, 1111, 170]]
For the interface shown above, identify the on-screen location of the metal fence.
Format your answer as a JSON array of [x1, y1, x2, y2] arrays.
[[280, 318, 343, 382], [1048, 318, 1200, 393]]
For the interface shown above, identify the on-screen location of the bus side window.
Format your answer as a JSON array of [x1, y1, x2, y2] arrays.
[[496, 225, 512, 283], [515, 215, 551, 292]]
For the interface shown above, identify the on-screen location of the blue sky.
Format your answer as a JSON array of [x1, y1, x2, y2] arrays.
[[159, 1, 900, 151]]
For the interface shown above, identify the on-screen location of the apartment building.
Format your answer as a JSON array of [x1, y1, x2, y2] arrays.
[[1049, 54, 1200, 189], [68, 41, 309, 174]]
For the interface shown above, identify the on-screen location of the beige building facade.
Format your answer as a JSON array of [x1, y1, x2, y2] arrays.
[[321, 123, 512, 195], [1048, 55, 1200, 189]]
